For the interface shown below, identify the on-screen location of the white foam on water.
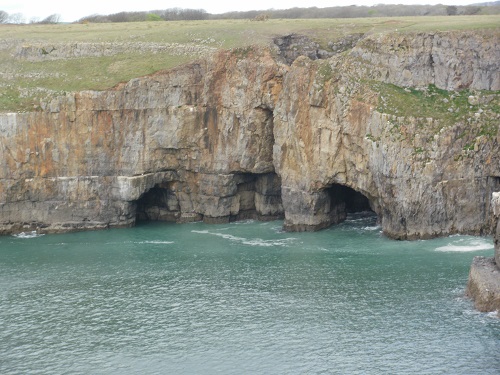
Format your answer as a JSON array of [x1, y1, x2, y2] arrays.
[[272, 226, 285, 234], [137, 241, 174, 245], [345, 217, 369, 223], [103, 240, 174, 246], [229, 220, 255, 225], [241, 238, 296, 247], [214, 227, 231, 231], [191, 229, 295, 247], [486, 311, 499, 319], [362, 226, 381, 231], [435, 238, 494, 252], [12, 231, 45, 239]]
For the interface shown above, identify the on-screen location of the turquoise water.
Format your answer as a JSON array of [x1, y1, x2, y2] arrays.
[[1, 213, 499, 374]]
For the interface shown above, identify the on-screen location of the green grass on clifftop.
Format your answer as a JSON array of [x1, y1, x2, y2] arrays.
[[0, 15, 499, 112], [373, 83, 499, 126]]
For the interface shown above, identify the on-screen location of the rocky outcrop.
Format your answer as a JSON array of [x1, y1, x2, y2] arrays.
[[351, 30, 500, 91], [273, 33, 365, 65], [0, 30, 499, 238], [466, 192, 500, 315], [273, 34, 332, 65]]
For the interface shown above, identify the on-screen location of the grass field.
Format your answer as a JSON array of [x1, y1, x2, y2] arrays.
[[1, 15, 499, 112]]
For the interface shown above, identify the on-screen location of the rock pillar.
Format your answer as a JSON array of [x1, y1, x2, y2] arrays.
[[466, 192, 500, 315]]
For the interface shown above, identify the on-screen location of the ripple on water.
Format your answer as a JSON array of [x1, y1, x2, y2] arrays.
[[1, 219, 499, 374]]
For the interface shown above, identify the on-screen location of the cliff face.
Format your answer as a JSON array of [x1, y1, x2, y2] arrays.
[[350, 31, 499, 91], [0, 48, 285, 233], [0, 31, 499, 238], [274, 31, 499, 238], [495, 193, 500, 266]]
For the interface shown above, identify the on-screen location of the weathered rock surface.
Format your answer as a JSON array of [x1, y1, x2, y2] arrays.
[[467, 257, 500, 315], [0, 30, 499, 238], [466, 192, 500, 315], [273, 33, 366, 65], [494, 192, 500, 266], [351, 30, 500, 90], [0, 48, 285, 233], [273, 34, 332, 65], [274, 32, 499, 238]]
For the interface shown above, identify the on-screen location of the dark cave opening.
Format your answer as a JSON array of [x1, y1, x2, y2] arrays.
[[325, 184, 375, 224], [135, 182, 180, 222]]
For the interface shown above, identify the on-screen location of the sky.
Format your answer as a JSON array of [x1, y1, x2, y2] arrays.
[[1, 0, 482, 23]]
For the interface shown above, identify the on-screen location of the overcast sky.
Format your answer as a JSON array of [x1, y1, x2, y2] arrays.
[[2, 1, 481, 23]]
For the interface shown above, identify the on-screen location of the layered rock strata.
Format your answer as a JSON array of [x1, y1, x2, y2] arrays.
[[466, 192, 500, 315], [0, 31, 499, 238], [273, 31, 499, 238], [0, 48, 285, 233]]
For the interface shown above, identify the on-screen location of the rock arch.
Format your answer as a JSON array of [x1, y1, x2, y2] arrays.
[[129, 172, 284, 225], [282, 183, 378, 232]]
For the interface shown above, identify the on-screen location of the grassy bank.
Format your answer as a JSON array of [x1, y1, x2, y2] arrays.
[[0, 15, 499, 112]]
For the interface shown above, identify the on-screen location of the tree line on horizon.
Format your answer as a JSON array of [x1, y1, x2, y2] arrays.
[[212, 4, 498, 20], [1, 3, 499, 24], [0, 11, 61, 24]]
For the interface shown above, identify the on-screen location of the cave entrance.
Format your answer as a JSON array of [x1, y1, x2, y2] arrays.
[[134, 173, 284, 224], [325, 184, 375, 224], [135, 182, 180, 222]]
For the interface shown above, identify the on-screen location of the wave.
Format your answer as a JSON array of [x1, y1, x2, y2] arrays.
[[345, 211, 378, 221], [229, 220, 255, 225], [12, 231, 45, 239], [191, 229, 295, 247], [362, 226, 381, 231], [104, 240, 174, 245], [136, 240, 174, 245], [435, 238, 493, 252]]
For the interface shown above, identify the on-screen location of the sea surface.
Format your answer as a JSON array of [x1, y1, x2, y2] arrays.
[[1, 213, 499, 374]]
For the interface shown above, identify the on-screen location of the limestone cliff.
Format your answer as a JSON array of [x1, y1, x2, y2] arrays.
[[274, 31, 499, 238], [0, 48, 285, 233], [466, 192, 500, 315], [0, 30, 498, 239]]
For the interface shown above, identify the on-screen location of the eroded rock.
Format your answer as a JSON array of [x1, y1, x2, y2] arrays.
[[0, 31, 499, 239], [466, 192, 500, 315]]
